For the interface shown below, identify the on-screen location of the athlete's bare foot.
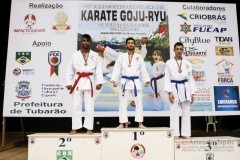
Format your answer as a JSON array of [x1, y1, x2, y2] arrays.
[[174, 136, 180, 140], [116, 123, 124, 129], [86, 130, 93, 135], [181, 136, 191, 139], [125, 122, 128, 128], [138, 123, 146, 128], [69, 130, 77, 135]]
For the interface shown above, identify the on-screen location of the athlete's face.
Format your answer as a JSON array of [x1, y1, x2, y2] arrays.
[[126, 40, 135, 51], [174, 45, 184, 58], [81, 37, 91, 49]]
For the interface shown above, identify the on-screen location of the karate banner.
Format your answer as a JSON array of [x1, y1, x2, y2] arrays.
[[3, 0, 240, 117]]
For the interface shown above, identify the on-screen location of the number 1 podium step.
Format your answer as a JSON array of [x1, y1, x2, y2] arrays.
[[101, 127, 174, 160]]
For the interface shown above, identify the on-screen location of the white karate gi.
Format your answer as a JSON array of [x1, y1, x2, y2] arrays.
[[164, 58, 196, 136], [104, 44, 147, 104], [66, 50, 103, 130], [111, 53, 150, 123], [151, 61, 169, 110]]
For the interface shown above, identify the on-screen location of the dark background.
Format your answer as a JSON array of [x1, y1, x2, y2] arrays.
[[1, 0, 240, 133]]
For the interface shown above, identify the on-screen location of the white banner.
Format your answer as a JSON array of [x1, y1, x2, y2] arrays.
[[3, 0, 240, 117]]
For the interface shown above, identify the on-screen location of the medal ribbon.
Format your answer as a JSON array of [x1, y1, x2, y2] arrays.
[[174, 57, 182, 72]]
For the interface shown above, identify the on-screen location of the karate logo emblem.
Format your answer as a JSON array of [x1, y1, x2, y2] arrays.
[[16, 52, 31, 65], [48, 51, 61, 76], [130, 143, 146, 159]]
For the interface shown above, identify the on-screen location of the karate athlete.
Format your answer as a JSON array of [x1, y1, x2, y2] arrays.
[[164, 42, 196, 140], [110, 37, 150, 129], [66, 34, 104, 135], [98, 38, 147, 107], [150, 50, 169, 111]]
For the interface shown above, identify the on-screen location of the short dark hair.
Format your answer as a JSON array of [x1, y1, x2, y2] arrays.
[[82, 34, 92, 41], [174, 42, 184, 49], [126, 37, 135, 45]]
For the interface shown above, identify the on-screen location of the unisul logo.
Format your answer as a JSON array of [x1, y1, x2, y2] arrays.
[[15, 81, 32, 101]]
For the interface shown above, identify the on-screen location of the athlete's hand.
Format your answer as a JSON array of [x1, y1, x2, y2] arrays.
[[112, 81, 118, 87], [96, 84, 102, 90], [168, 92, 175, 103], [144, 81, 150, 87], [66, 85, 72, 90]]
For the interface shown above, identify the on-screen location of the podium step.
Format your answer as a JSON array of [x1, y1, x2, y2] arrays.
[[28, 133, 101, 160], [174, 136, 240, 160], [101, 127, 174, 160]]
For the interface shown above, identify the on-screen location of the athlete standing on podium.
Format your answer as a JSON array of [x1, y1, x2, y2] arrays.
[[164, 42, 196, 140], [110, 37, 150, 129], [66, 34, 104, 135]]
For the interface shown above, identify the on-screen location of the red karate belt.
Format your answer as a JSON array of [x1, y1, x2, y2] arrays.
[[69, 72, 94, 97]]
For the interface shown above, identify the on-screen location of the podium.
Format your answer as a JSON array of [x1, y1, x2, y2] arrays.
[[101, 127, 174, 160], [28, 129, 240, 160], [174, 136, 240, 160], [28, 133, 102, 160]]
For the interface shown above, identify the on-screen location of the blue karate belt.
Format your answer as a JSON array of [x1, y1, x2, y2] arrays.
[[171, 79, 188, 101], [121, 75, 139, 97], [150, 73, 165, 98], [103, 72, 111, 81]]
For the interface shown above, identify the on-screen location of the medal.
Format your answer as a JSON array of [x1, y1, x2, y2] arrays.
[[128, 53, 133, 68], [174, 57, 182, 74], [82, 51, 89, 66]]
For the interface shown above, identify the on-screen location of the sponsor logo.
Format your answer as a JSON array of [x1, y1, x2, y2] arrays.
[[178, 12, 226, 21], [22, 69, 35, 75], [216, 59, 234, 84], [130, 143, 146, 159], [192, 69, 205, 81], [16, 52, 31, 65], [183, 47, 207, 57], [216, 46, 234, 56], [13, 68, 21, 76], [215, 36, 233, 45], [188, 58, 204, 65], [193, 24, 227, 33], [15, 81, 32, 101], [214, 86, 240, 111], [179, 36, 210, 46], [52, 11, 71, 31], [13, 14, 46, 34], [180, 22, 191, 34], [48, 51, 61, 76], [56, 150, 72, 160], [32, 41, 51, 47]]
